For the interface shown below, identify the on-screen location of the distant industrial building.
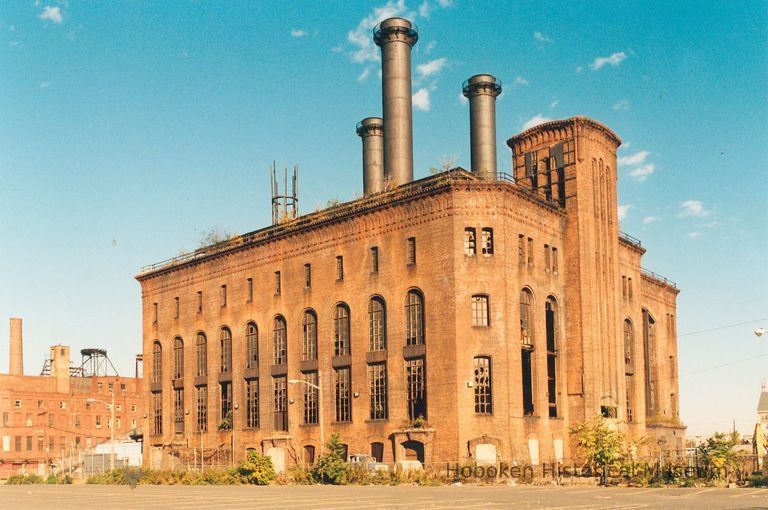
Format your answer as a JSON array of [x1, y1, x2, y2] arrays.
[[0, 318, 144, 477]]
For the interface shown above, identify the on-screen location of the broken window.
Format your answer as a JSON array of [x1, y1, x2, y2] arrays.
[[481, 228, 494, 255], [220, 327, 232, 373], [302, 310, 318, 361], [173, 337, 184, 380], [625, 375, 634, 423], [405, 357, 427, 420], [174, 388, 184, 433], [643, 310, 657, 415], [368, 362, 387, 420], [334, 303, 351, 356], [246, 378, 259, 429], [196, 332, 207, 377], [151, 341, 162, 383], [273, 376, 288, 431], [471, 295, 489, 327], [302, 371, 318, 425], [219, 382, 232, 429], [196, 385, 208, 432], [464, 227, 477, 256], [152, 391, 162, 435], [368, 297, 386, 351], [545, 297, 558, 418], [334, 367, 351, 422], [405, 289, 425, 346], [473, 356, 492, 414], [246, 322, 258, 369], [520, 289, 535, 416], [273, 316, 287, 365]]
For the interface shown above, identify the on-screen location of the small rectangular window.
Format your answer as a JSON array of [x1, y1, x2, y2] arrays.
[[464, 228, 477, 256], [274, 271, 281, 295], [628, 278, 633, 301], [481, 228, 493, 255], [371, 246, 379, 273], [518, 234, 525, 264], [196, 291, 203, 314], [220, 285, 227, 307], [407, 237, 416, 265], [622, 276, 627, 299], [471, 295, 490, 327], [336, 256, 344, 281], [527, 237, 534, 267], [552, 247, 558, 273], [304, 263, 312, 288], [153, 303, 158, 324], [174, 297, 179, 319], [544, 244, 550, 272], [246, 278, 253, 303]]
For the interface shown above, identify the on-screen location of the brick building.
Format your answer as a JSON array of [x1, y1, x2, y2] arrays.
[[136, 17, 684, 471], [0, 318, 143, 477]]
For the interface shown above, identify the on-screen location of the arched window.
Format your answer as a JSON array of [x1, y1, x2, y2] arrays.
[[368, 297, 386, 351], [302, 311, 317, 361], [545, 297, 559, 418], [220, 327, 232, 373], [334, 304, 350, 356], [246, 322, 258, 369], [173, 337, 184, 380], [520, 289, 535, 416], [405, 289, 424, 346], [624, 319, 635, 422], [273, 316, 287, 365], [196, 332, 207, 377], [151, 341, 162, 383]]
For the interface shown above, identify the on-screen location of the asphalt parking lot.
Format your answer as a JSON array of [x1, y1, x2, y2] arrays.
[[1, 484, 767, 509]]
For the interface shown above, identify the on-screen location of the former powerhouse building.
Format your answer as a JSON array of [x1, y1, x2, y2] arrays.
[[136, 18, 684, 471]]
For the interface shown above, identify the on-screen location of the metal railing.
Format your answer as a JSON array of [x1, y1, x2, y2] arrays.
[[641, 268, 677, 288], [619, 231, 642, 247]]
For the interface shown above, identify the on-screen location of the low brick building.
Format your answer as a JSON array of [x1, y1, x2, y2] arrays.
[[0, 319, 143, 477], [135, 17, 684, 472]]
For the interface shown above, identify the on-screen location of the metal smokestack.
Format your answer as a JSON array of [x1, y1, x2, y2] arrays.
[[462, 74, 502, 179], [374, 17, 418, 188], [9, 317, 23, 375], [357, 117, 384, 195]]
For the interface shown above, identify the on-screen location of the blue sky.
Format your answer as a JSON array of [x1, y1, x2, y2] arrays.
[[0, 1, 766, 437]]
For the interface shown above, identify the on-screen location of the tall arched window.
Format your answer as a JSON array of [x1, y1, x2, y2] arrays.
[[302, 310, 317, 361], [405, 289, 424, 346], [273, 316, 287, 365], [246, 322, 258, 369], [642, 309, 657, 416], [334, 303, 351, 356], [220, 327, 232, 373], [173, 337, 184, 380], [545, 297, 558, 418], [624, 319, 635, 422], [151, 341, 162, 383], [196, 332, 207, 377], [520, 289, 535, 416], [368, 297, 386, 351]]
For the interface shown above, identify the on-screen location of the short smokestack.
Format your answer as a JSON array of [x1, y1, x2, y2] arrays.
[[374, 17, 418, 188], [357, 117, 384, 195], [462, 74, 502, 179], [9, 317, 23, 375]]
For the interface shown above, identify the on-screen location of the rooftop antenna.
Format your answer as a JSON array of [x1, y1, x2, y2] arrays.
[[271, 161, 298, 224]]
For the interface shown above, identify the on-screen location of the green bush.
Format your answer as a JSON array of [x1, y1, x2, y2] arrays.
[[7, 474, 45, 484], [570, 416, 624, 485], [311, 434, 350, 484], [235, 450, 275, 485]]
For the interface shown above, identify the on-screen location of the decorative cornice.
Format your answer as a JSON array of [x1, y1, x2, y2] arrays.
[[507, 116, 622, 151]]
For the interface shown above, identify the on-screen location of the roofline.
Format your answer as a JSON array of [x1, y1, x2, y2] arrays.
[[507, 115, 622, 148]]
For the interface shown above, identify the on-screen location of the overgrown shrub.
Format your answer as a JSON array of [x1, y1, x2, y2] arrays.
[[570, 415, 623, 485], [311, 434, 350, 484], [236, 450, 275, 485], [7, 474, 45, 484]]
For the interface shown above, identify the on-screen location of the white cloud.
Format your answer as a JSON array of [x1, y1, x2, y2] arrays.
[[39, 81, 50, 89], [589, 51, 627, 70], [38, 5, 63, 24], [575, 66, 584, 73], [357, 66, 372, 82], [679, 200, 711, 218], [346, 0, 411, 64], [613, 99, 630, 111], [617, 150, 650, 167], [512, 76, 529, 86], [687, 232, 702, 239], [290, 28, 307, 38], [437, 0, 454, 7], [629, 164, 655, 182], [642, 216, 661, 225], [418, 0, 432, 18], [416, 57, 448, 79], [424, 40, 437, 54], [522, 114, 551, 131], [533, 31, 551, 43], [458, 92, 468, 105], [550, 99, 559, 109], [618, 204, 632, 222], [412, 88, 430, 111]]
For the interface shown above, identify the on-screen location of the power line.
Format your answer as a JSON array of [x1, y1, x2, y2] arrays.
[[678, 317, 768, 338]]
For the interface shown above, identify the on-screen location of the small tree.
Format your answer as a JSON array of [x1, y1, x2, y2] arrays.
[[570, 416, 624, 485], [197, 225, 236, 248], [237, 450, 276, 485], [697, 431, 739, 481], [311, 433, 349, 484]]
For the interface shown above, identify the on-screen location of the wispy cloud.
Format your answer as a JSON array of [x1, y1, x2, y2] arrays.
[[424, 40, 437, 54], [357, 66, 372, 82], [290, 28, 307, 38], [522, 114, 551, 131], [613, 99, 630, 111], [533, 31, 551, 43], [576, 66, 584, 73], [589, 51, 627, 71], [617, 150, 650, 166], [642, 216, 661, 225], [512, 76, 529, 86], [437, 0, 454, 7], [550, 99, 559, 109], [38, 5, 63, 24], [39, 81, 50, 89], [618, 204, 632, 222], [416, 57, 448, 79], [413, 88, 430, 112], [687, 232, 702, 239], [346, 0, 412, 64], [418, 0, 432, 18], [629, 164, 655, 182], [679, 200, 711, 218]]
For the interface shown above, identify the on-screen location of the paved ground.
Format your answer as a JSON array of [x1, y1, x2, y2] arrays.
[[1, 484, 767, 509]]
